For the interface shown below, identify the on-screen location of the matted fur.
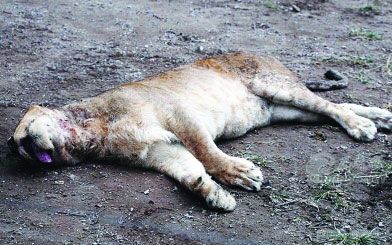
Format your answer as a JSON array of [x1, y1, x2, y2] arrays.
[[12, 52, 392, 211]]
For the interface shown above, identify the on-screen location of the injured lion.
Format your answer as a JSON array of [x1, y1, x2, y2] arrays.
[[9, 52, 392, 211]]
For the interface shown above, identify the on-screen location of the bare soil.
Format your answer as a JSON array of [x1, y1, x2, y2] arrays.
[[0, 0, 391, 244]]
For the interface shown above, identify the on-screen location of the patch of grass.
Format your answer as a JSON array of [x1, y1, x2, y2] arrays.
[[350, 56, 375, 67], [349, 27, 382, 40], [321, 55, 374, 68], [383, 162, 392, 173], [358, 0, 382, 16], [269, 190, 290, 204], [246, 154, 269, 167], [275, 155, 291, 164], [370, 157, 392, 181], [292, 216, 304, 223], [354, 70, 372, 84], [314, 180, 349, 209], [358, 4, 381, 16], [264, 0, 278, 10], [236, 151, 269, 167], [323, 230, 380, 245]]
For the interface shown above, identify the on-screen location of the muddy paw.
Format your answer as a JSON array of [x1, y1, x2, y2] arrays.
[[346, 116, 377, 142], [216, 157, 263, 191], [205, 185, 236, 211]]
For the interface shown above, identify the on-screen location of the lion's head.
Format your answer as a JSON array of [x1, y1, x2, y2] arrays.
[[9, 105, 80, 164]]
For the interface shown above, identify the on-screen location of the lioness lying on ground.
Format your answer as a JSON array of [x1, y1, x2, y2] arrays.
[[10, 52, 392, 211]]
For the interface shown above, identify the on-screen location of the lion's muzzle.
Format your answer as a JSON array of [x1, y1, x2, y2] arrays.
[[12, 135, 54, 163]]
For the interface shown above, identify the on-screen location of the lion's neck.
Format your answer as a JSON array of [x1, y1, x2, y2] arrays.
[[61, 104, 109, 159]]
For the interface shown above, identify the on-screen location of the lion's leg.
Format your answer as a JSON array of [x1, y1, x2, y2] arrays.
[[145, 142, 236, 211], [249, 81, 377, 141], [270, 104, 327, 124], [168, 115, 263, 191], [341, 103, 392, 131]]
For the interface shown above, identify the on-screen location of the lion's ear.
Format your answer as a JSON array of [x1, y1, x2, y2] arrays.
[[27, 105, 43, 113]]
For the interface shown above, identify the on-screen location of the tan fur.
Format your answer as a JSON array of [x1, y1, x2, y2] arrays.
[[12, 52, 392, 211]]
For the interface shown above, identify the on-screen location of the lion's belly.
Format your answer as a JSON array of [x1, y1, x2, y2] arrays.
[[185, 74, 272, 140], [219, 95, 271, 139]]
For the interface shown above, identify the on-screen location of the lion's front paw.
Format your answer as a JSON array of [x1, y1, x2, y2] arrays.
[[205, 185, 236, 211], [346, 116, 377, 142], [216, 157, 264, 191]]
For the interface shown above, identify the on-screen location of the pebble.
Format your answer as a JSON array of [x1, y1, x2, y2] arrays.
[[68, 174, 78, 181], [292, 5, 301, 13], [46, 65, 56, 71], [184, 213, 194, 219], [324, 69, 345, 81], [196, 46, 204, 53]]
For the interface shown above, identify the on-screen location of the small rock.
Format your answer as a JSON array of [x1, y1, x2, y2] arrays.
[[73, 54, 83, 61], [143, 189, 150, 195], [54, 180, 64, 185], [45, 194, 58, 199], [252, 22, 270, 30], [196, 46, 204, 53], [116, 235, 124, 242], [292, 4, 301, 13], [378, 222, 384, 227], [68, 174, 78, 181], [311, 130, 327, 141], [184, 213, 194, 219], [324, 69, 345, 81], [46, 65, 56, 71]]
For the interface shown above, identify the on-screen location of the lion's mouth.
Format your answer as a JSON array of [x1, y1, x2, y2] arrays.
[[20, 136, 53, 163]]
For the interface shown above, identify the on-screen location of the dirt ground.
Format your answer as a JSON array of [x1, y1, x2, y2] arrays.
[[0, 0, 391, 244]]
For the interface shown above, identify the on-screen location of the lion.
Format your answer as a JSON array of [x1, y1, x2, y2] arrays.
[[9, 52, 392, 211]]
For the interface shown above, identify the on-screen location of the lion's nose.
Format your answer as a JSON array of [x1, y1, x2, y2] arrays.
[[27, 119, 55, 150], [7, 136, 18, 154]]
